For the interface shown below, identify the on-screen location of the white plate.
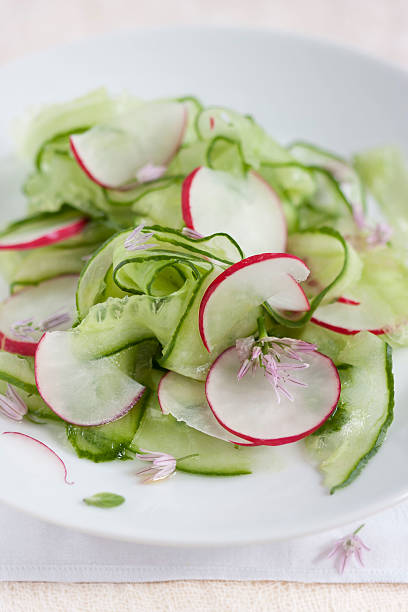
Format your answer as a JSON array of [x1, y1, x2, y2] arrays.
[[1, 27, 408, 546]]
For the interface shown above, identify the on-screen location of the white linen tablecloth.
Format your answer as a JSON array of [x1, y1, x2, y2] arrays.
[[0, 498, 407, 584]]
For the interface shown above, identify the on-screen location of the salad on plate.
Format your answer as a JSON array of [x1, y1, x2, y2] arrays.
[[0, 88, 405, 494]]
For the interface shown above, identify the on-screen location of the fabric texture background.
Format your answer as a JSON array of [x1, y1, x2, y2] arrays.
[[1, 0, 408, 609]]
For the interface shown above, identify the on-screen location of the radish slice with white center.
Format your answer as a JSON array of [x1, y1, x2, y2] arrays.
[[312, 299, 386, 335], [182, 167, 287, 256], [35, 332, 146, 426], [0, 275, 79, 356], [199, 254, 310, 352], [0, 216, 88, 250], [205, 346, 340, 445], [70, 102, 187, 189], [2, 432, 74, 484], [158, 371, 248, 444]]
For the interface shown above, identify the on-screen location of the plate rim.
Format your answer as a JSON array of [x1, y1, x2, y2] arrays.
[[1, 25, 408, 546]]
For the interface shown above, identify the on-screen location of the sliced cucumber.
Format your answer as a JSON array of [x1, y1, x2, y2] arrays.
[[288, 230, 362, 303], [0, 352, 37, 394], [0, 379, 59, 422], [3, 245, 92, 290], [143, 225, 243, 265], [196, 107, 291, 169], [130, 394, 252, 476], [305, 332, 394, 492], [158, 371, 245, 443], [265, 228, 349, 329], [312, 245, 408, 338], [67, 400, 145, 462], [289, 141, 366, 212], [76, 231, 127, 320], [17, 87, 115, 161], [24, 148, 108, 218]]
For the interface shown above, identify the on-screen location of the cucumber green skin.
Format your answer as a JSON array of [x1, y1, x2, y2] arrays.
[[264, 227, 349, 327], [0, 353, 37, 395], [130, 393, 252, 476], [302, 328, 394, 493], [330, 344, 394, 494], [67, 401, 145, 462]]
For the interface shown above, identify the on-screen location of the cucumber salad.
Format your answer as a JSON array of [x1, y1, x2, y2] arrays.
[[1, 87, 406, 494]]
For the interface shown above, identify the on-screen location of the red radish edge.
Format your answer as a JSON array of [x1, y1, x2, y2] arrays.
[[337, 297, 360, 306], [0, 333, 37, 357], [70, 137, 106, 185], [181, 167, 201, 228], [0, 274, 79, 357], [311, 316, 385, 336], [198, 253, 310, 352], [205, 347, 341, 446], [283, 275, 310, 313], [181, 167, 288, 251], [209, 116, 215, 130], [157, 372, 170, 415], [70, 105, 188, 191], [34, 333, 147, 427], [2, 431, 74, 484], [250, 170, 288, 252], [157, 372, 255, 445], [0, 218, 88, 251]]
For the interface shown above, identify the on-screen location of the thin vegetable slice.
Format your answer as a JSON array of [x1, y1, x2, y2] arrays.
[[70, 102, 187, 189], [0, 275, 78, 356], [305, 332, 394, 493], [182, 166, 287, 256], [0, 212, 88, 250], [199, 254, 310, 352], [35, 333, 146, 426], [205, 346, 340, 445], [158, 371, 246, 443]]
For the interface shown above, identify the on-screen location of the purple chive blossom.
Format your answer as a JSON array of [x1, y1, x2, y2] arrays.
[[181, 227, 204, 240], [0, 385, 27, 421], [236, 335, 317, 403], [11, 318, 37, 340], [135, 450, 177, 484], [366, 222, 393, 247], [353, 205, 366, 231], [328, 524, 370, 574], [353, 206, 392, 248], [136, 163, 167, 183], [135, 449, 198, 484], [124, 224, 158, 252], [11, 309, 71, 340], [41, 309, 71, 331]]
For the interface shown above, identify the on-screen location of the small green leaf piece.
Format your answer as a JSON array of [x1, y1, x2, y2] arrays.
[[83, 492, 125, 508]]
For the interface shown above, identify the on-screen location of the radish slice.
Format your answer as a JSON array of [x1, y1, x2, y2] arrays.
[[158, 371, 248, 444], [2, 432, 74, 484], [182, 167, 287, 256], [205, 347, 340, 445], [337, 296, 361, 306], [312, 299, 386, 335], [35, 332, 146, 426], [199, 254, 310, 352], [0, 275, 79, 356], [0, 216, 88, 250], [70, 102, 187, 189]]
